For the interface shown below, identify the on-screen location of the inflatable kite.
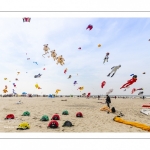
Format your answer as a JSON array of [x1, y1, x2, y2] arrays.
[[4, 78, 7, 80], [137, 88, 143, 90], [143, 72, 146, 74], [3, 89, 8, 93], [49, 50, 57, 61], [12, 89, 16, 95], [103, 52, 109, 64], [106, 89, 113, 95], [55, 89, 61, 94], [78, 47, 81, 50], [120, 75, 137, 89], [15, 78, 18, 81], [27, 58, 30, 60], [68, 75, 72, 79], [73, 81, 78, 86], [87, 93, 91, 98], [22, 17, 31, 22], [56, 55, 65, 66], [35, 84, 41, 89], [130, 74, 134, 76], [43, 68, 45, 70], [13, 83, 16, 88], [138, 91, 144, 95], [17, 72, 20, 75], [107, 65, 121, 77], [42, 44, 50, 58], [33, 62, 38, 65], [98, 44, 101, 47], [131, 88, 137, 94], [77, 87, 84, 92], [86, 24, 93, 30], [34, 73, 42, 78], [64, 68, 67, 74], [101, 81, 106, 88]]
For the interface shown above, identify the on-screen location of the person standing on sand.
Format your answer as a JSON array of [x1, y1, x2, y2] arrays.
[[106, 95, 111, 108], [115, 96, 116, 99], [98, 95, 100, 100]]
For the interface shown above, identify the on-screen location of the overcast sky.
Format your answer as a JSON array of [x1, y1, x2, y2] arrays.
[[0, 18, 150, 95]]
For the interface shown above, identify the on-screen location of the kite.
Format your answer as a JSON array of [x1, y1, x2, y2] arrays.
[[43, 68, 45, 70], [33, 62, 38, 65], [101, 81, 106, 88], [13, 83, 16, 88], [42, 44, 50, 58], [34, 73, 42, 78], [138, 91, 144, 95], [86, 24, 93, 30], [35, 84, 41, 89], [107, 65, 121, 77], [77, 87, 84, 92], [103, 52, 109, 64], [87, 93, 91, 98], [106, 89, 113, 95], [64, 68, 67, 74], [17, 72, 20, 75], [78, 47, 81, 50], [120, 75, 137, 89], [143, 72, 146, 74], [5, 85, 7, 89], [56, 55, 65, 65], [55, 89, 61, 94], [73, 81, 78, 86], [50, 50, 57, 61], [82, 93, 86, 97], [130, 74, 134, 76], [131, 88, 137, 94], [98, 44, 101, 47], [137, 88, 143, 90], [148, 39, 150, 41], [4, 78, 7, 80], [27, 58, 30, 60], [22, 17, 31, 22], [3, 89, 8, 93], [12, 89, 16, 95], [15, 78, 18, 81], [68, 75, 72, 79]]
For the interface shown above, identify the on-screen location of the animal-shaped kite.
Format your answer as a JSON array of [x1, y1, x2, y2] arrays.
[[77, 87, 84, 92], [34, 73, 42, 78], [143, 72, 146, 74], [55, 89, 61, 94], [50, 50, 57, 61], [106, 89, 113, 95], [33, 62, 38, 65], [68, 75, 72, 79], [130, 74, 134, 76], [4, 78, 7, 80], [78, 47, 81, 50], [148, 39, 150, 41], [42, 44, 50, 58], [17, 72, 20, 75], [138, 91, 144, 95], [137, 88, 143, 90], [101, 81, 106, 88], [86, 24, 93, 30], [120, 75, 137, 89], [22, 17, 31, 22], [56, 55, 65, 66], [43, 68, 45, 70], [64, 68, 67, 74], [107, 65, 121, 77], [103, 52, 109, 64], [27, 58, 30, 60], [15, 78, 18, 81], [131, 88, 136, 94], [98, 44, 101, 47], [35, 84, 41, 89], [13, 83, 16, 88], [73, 81, 78, 86], [3, 89, 8, 93]]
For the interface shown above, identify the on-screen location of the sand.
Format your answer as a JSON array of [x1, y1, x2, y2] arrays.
[[0, 97, 150, 132]]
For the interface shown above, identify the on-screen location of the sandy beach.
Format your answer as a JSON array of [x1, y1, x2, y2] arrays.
[[0, 97, 150, 132]]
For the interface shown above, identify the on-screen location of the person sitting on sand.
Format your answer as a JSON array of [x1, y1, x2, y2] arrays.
[[106, 95, 111, 108]]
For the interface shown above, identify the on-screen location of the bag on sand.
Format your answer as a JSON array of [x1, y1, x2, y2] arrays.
[[47, 120, 59, 128], [76, 112, 83, 117], [5, 114, 15, 119], [111, 107, 116, 113], [51, 114, 60, 120]]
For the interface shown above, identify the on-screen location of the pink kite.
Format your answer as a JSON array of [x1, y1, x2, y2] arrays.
[[131, 88, 137, 94], [86, 24, 93, 30], [101, 81, 106, 88]]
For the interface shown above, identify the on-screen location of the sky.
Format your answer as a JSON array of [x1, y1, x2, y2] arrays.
[[0, 18, 150, 95]]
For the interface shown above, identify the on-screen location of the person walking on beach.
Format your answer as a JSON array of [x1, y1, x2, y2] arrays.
[[106, 95, 111, 108], [98, 95, 100, 100], [115, 96, 116, 99]]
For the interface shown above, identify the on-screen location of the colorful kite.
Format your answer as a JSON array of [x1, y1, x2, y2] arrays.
[[43, 68, 45, 70], [73, 81, 78, 86], [131, 88, 137, 94], [86, 24, 93, 30], [4, 78, 7, 80], [17, 72, 20, 75], [107, 65, 121, 77], [98, 44, 101, 47], [22, 17, 31, 22], [77, 87, 84, 92], [64, 68, 67, 74], [120, 75, 137, 89], [42, 44, 50, 57], [34, 73, 42, 78], [137, 88, 143, 90], [78, 47, 81, 50], [3, 85, 8, 93], [130, 74, 134, 76], [68, 75, 72, 79], [13, 83, 16, 88], [103, 52, 109, 64], [55, 89, 61, 94], [87, 93, 91, 98], [35, 84, 41, 89], [33, 62, 38, 65], [101, 81, 106, 88]]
